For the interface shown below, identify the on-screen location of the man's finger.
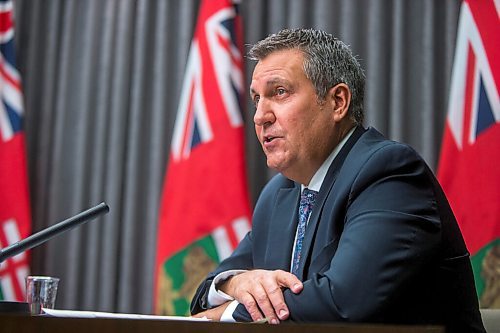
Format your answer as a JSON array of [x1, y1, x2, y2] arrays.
[[275, 270, 303, 293], [263, 282, 289, 321], [240, 292, 265, 322], [253, 284, 281, 324]]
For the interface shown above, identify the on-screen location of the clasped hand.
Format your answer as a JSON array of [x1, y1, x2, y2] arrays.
[[217, 269, 303, 324]]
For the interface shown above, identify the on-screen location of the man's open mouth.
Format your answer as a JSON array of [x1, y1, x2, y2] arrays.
[[264, 136, 276, 143]]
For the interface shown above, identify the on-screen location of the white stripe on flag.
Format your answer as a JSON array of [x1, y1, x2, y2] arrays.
[[171, 41, 200, 161], [212, 226, 232, 261], [232, 217, 250, 242], [1, 80, 24, 115], [0, 275, 15, 300], [0, 101, 13, 141], [0, 53, 22, 83], [0, 28, 14, 44], [4, 219, 25, 262], [0, 237, 4, 270], [0, 1, 13, 13], [16, 264, 29, 295]]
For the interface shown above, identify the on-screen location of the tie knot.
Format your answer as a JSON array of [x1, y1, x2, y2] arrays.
[[300, 188, 318, 207]]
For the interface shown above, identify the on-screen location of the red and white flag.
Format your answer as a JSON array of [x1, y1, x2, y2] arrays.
[[0, 0, 31, 301], [154, 0, 251, 315], [437, 0, 500, 308]]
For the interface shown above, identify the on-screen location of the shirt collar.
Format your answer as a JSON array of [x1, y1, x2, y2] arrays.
[[302, 126, 356, 192]]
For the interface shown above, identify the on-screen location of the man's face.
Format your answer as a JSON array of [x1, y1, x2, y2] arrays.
[[250, 49, 337, 185]]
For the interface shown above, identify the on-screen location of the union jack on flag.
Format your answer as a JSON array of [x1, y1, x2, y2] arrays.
[[0, 0, 23, 142], [438, 0, 500, 308], [170, 2, 245, 161], [0, 0, 31, 302], [444, 0, 499, 150], [155, 0, 251, 315]]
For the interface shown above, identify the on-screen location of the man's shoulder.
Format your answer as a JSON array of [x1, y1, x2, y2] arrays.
[[261, 173, 296, 194], [270, 172, 295, 186], [356, 127, 423, 160], [252, 174, 297, 222], [254, 173, 297, 207], [338, 126, 429, 183]]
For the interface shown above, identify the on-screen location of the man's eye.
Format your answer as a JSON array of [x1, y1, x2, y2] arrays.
[[253, 95, 260, 107], [276, 88, 286, 95]]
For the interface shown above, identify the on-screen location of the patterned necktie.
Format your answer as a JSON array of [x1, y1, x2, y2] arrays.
[[291, 188, 318, 276]]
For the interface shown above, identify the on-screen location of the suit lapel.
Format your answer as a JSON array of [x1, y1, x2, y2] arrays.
[[265, 185, 300, 271], [296, 126, 366, 280]]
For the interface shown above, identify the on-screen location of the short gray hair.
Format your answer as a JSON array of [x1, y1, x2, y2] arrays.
[[248, 28, 365, 124]]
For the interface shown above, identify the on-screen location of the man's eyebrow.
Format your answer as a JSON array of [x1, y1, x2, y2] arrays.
[[266, 78, 287, 86]]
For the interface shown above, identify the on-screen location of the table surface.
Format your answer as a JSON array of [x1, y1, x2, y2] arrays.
[[0, 314, 445, 333]]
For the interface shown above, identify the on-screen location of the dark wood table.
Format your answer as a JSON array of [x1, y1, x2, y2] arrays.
[[0, 314, 445, 333]]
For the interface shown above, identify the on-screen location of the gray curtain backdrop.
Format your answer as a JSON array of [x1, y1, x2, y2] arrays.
[[12, 0, 460, 314]]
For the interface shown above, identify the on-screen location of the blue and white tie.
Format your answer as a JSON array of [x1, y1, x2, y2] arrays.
[[291, 188, 318, 276]]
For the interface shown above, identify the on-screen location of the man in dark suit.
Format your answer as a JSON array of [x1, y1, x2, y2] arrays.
[[190, 28, 485, 332]]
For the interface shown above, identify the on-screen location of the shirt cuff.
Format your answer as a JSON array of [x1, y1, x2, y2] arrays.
[[207, 269, 247, 306], [220, 300, 239, 322]]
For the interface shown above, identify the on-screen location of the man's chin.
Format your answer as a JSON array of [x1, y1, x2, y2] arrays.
[[266, 159, 287, 174]]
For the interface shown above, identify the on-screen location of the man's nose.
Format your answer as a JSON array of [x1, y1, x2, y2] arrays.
[[253, 99, 275, 126]]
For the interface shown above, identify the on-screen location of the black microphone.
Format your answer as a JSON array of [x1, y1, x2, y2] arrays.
[[0, 202, 109, 262]]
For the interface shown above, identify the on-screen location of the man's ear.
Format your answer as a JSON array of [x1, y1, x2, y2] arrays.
[[328, 83, 351, 122]]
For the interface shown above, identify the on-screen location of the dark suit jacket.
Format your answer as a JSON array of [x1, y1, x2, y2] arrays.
[[191, 126, 485, 332]]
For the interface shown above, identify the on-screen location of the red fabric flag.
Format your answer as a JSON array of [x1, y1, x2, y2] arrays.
[[437, 0, 500, 308], [154, 0, 251, 315], [0, 0, 31, 301]]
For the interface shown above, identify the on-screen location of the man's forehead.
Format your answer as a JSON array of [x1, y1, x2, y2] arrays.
[[256, 77, 288, 86], [251, 53, 303, 80]]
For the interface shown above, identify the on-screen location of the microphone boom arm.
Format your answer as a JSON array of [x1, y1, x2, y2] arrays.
[[0, 202, 109, 262]]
